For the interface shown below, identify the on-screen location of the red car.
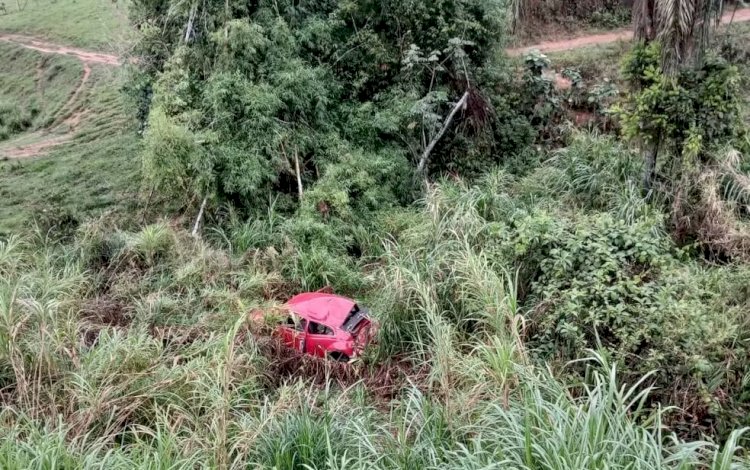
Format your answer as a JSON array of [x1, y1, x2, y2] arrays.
[[274, 292, 376, 362]]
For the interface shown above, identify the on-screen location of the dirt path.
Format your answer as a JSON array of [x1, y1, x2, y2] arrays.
[[0, 35, 119, 159], [0, 33, 121, 65], [508, 7, 750, 56]]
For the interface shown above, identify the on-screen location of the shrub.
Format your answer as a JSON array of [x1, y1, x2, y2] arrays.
[[0, 101, 37, 141]]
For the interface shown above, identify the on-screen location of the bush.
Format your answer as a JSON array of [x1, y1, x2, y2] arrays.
[[0, 101, 37, 141], [506, 208, 750, 436]]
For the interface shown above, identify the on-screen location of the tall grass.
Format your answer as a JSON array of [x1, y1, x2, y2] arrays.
[[1, 154, 749, 467]]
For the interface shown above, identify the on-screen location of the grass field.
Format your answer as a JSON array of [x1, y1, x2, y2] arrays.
[[0, 43, 140, 235], [0, 0, 131, 51]]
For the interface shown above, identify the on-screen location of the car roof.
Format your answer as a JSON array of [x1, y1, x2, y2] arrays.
[[285, 292, 355, 328]]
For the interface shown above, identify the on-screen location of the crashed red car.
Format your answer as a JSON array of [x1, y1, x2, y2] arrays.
[[269, 292, 376, 362]]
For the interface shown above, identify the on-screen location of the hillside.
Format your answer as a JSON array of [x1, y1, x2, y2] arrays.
[[0, 6, 139, 234], [1, 0, 750, 468]]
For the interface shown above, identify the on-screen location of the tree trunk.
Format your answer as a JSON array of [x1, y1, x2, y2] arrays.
[[642, 142, 659, 196], [294, 150, 304, 198], [632, 0, 656, 42], [184, 3, 197, 43]]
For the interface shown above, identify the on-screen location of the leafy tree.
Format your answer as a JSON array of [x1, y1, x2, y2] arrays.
[[618, 43, 743, 189]]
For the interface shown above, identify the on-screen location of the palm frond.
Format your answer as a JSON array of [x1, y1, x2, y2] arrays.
[[642, 0, 724, 72]]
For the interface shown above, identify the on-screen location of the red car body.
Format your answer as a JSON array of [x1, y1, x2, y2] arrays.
[[274, 292, 375, 361]]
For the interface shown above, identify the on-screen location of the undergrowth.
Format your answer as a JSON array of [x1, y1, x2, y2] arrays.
[[1, 205, 749, 467], [2, 0, 750, 467], [3, 131, 750, 465]]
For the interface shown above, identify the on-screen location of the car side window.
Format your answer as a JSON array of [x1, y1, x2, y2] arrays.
[[286, 315, 306, 332], [308, 321, 333, 336]]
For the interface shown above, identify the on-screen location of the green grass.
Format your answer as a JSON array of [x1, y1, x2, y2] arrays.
[[0, 44, 141, 235], [549, 40, 631, 82], [0, 41, 82, 139], [0, 203, 748, 468], [0, 0, 131, 51]]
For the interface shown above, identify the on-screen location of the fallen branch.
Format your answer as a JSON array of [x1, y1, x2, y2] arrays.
[[191, 196, 207, 238], [417, 91, 469, 174]]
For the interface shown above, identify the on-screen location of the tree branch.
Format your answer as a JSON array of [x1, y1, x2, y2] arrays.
[[184, 2, 197, 43], [417, 91, 469, 174]]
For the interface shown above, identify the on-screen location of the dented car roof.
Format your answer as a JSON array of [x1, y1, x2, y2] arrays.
[[285, 292, 356, 327]]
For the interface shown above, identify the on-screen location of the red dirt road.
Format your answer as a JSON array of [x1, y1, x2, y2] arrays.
[[0, 33, 121, 65], [508, 7, 750, 56]]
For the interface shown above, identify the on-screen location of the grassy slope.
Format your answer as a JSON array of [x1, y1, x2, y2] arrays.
[[0, 42, 82, 136], [0, 62, 141, 234], [0, 0, 131, 51], [0, 0, 140, 235]]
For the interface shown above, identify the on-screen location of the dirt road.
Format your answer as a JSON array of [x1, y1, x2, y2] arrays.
[[0, 33, 120, 65], [508, 7, 750, 56]]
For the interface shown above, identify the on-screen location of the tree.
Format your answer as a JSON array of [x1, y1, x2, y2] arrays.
[[626, 0, 728, 194], [632, 0, 725, 72], [620, 2, 749, 261]]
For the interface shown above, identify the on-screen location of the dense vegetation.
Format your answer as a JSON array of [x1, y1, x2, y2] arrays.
[[511, 0, 633, 37], [2, 0, 750, 467]]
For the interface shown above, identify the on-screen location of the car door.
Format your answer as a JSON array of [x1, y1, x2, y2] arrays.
[[279, 313, 307, 353], [305, 321, 336, 358]]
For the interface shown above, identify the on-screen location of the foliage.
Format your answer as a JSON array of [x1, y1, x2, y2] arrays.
[[632, 0, 725, 72], [512, 0, 632, 37], [618, 42, 750, 259], [0, 101, 36, 141], [5, 0, 750, 464], [619, 42, 743, 157], [0, 223, 748, 468], [133, 0, 531, 216]]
